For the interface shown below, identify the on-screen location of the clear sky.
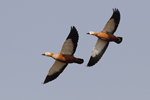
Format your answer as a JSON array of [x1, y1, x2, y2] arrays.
[[1, 0, 150, 100]]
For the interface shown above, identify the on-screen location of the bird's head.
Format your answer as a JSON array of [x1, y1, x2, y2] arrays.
[[42, 52, 53, 57], [87, 31, 96, 35]]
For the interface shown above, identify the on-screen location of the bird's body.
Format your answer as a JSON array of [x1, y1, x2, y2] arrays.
[[87, 8, 122, 66], [44, 52, 83, 64], [52, 53, 77, 63], [89, 31, 122, 43], [42, 26, 83, 83]]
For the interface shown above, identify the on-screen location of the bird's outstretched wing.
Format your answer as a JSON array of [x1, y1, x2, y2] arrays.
[[60, 26, 79, 55], [43, 61, 68, 84], [102, 8, 120, 34], [87, 39, 109, 66]]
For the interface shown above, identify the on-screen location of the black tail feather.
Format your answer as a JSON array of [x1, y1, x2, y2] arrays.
[[116, 37, 122, 44], [75, 58, 84, 64]]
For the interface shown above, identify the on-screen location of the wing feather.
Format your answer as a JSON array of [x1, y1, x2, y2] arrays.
[[87, 39, 109, 66], [60, 26, 78, 55], [102, 8, 120, 34], [43, 61, 68, 83]]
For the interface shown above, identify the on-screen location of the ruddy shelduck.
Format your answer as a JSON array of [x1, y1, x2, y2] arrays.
[[42, 26, 84, 84], [87, 8, 122, 66]]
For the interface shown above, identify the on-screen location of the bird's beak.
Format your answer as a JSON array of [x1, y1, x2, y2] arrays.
[[87, 33, 90, 34], [42, 54, 45, 56]]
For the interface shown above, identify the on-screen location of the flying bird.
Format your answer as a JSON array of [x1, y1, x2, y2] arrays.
[[87, 8, 122, 67], [42, 26, 84, 84]]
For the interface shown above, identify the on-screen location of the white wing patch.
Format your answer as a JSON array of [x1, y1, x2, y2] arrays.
[[48, 61, 67, 76], [60, 39, 74, 55], [102, 19, 115, 33], [91, 38, 109, 57]]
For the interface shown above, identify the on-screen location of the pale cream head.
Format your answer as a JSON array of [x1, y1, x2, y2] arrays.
[[88, 31, 96, 35], [44, 52, 53, 57]]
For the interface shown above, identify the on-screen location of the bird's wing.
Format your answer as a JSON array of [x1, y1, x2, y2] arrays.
[[87, 38, 109, 66], [43, 61, 68, 83], [102, 8, 120, 34], [60, 26, 78, 55]]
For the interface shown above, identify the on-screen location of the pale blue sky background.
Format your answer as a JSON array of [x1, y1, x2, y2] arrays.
[[1, 0, 150, 100]]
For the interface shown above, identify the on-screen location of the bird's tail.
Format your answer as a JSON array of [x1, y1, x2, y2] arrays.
[[75, 58, 84, 64], [115, 37, 123, 44]]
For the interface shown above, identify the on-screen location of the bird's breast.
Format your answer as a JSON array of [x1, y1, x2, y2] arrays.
[[53, 53, 75, 63], [97, 31, 117, 41]]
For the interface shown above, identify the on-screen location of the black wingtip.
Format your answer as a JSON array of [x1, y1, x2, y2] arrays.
[[72, 26, 76, 29], [42, 54, 45, 56], [87, 56, 97, 67], [43, 75, 57, 84], [43, 81, 47, 84], [71, 26, 77, 31], [113, 8, 119, 12], [87, 64, 92, 67], [87, 62, 94, 67], [42, 82, 45, 84], [43, 78, 49, 84], [69, 26, 78, 35], [111, 8, 120, 24]]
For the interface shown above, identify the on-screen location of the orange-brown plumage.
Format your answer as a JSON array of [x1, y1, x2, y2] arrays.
[[91, 31, 122, 43], [42, 26, 84, 83], [87, 8, 122, 66], [47, 53, 83, 64]]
